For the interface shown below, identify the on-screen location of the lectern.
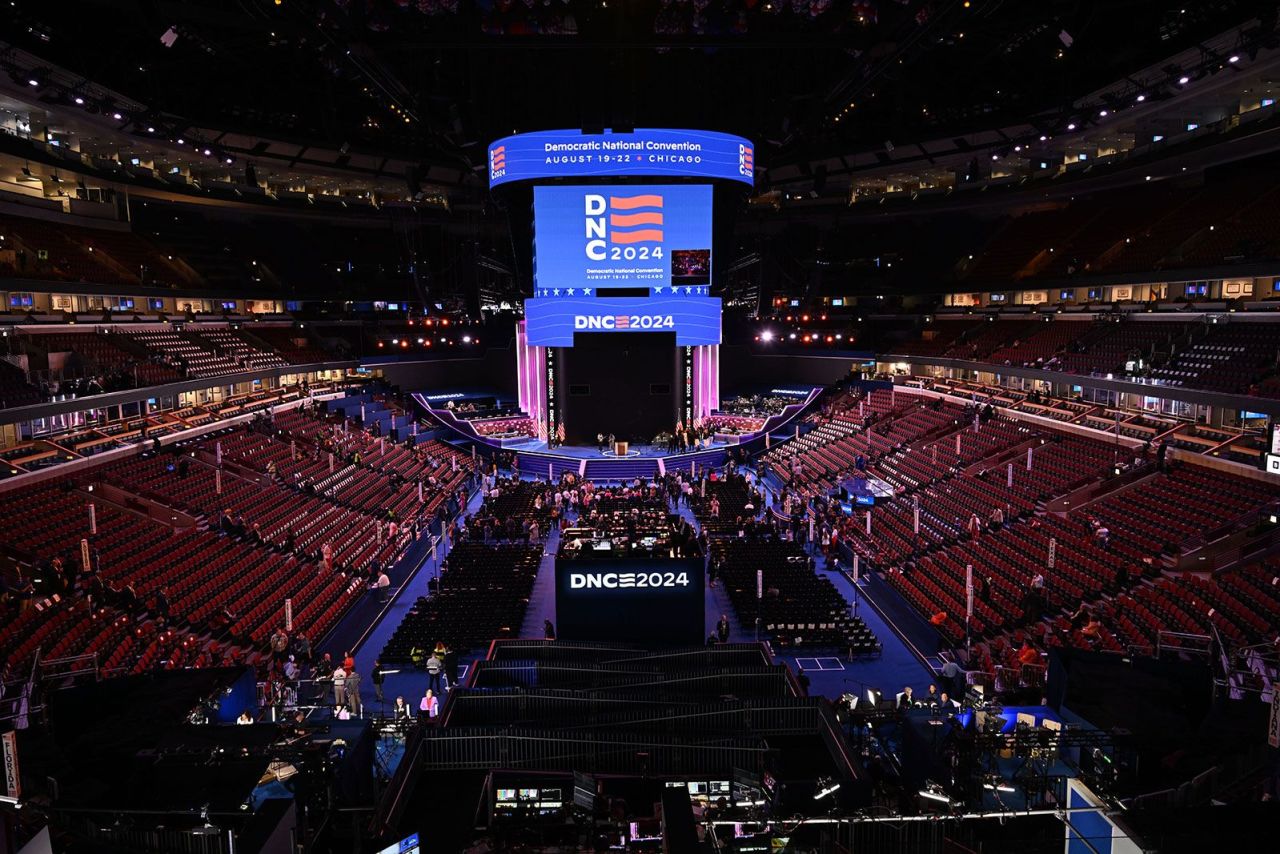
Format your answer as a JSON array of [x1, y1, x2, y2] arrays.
[[614, 441, 629, 457]]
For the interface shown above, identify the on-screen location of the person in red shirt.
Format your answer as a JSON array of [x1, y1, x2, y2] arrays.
[[1017, 642, 1040, 666]]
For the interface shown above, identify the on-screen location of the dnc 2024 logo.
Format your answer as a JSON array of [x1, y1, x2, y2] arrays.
[[584, 193, 665, 261], [489, 145, 506, 181], [738, 144, 753, 178]]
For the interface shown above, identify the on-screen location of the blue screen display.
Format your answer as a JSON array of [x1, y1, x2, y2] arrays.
[[524, 296, 721, 347], [533, 185, 712, 292], [489, 129, 754, 187]]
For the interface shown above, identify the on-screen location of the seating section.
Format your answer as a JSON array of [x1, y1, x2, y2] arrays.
[[1148, 322, 1280, 393], [0, 404, 473, 678], [379, 543, 541, 660], [120, 330, 244, 378], [711, 539, 878, 651]]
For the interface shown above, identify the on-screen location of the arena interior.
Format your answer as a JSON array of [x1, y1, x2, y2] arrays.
[[2, 2, 1280, 852]]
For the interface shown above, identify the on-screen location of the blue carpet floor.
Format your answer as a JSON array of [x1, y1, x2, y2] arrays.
[[329, 469, 942, 716]]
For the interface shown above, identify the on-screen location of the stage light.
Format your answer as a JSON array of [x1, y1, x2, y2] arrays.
[[1229, 55, 1239, 63], [27, 78, 39, 87], [760, 330, 775, 342], [788, 333, 796, 340], [1099, 109, 1108, 117], [146, 126, 155, 133], [1135, 94, 1146, 102], [112, 112, 123, 120], [1066, 123, 1076, 130], [814, 777, 841, 800], [391, 338, 399, 345], [866, 687, 881, 706], [73, 96, 84, 105], [416, 338, 424, 344], [462, 335, 472, 343], [203, 148, 211, 156], [1039, 135, 1047, 141], [1178, 76, 1190, 84]]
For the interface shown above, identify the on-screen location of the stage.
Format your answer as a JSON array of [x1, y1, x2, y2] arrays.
[[416, 386, 822, 481]]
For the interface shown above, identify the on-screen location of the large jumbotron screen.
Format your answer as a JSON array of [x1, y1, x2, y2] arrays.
[[525, 184, 721, 347], [533, 184, 712, 292]]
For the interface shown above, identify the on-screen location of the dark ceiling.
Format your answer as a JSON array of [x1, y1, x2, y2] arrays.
[[3, 0, 1276, 175]]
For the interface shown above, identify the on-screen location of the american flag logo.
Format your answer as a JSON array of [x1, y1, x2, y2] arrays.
[[614, 315, 630, 329], [739, 144, 754, 177], [607, 194, 663, 244], [490, 146, 506, 175]]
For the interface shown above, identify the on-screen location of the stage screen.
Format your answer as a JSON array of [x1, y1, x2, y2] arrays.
[[555, 556, 706, 646], [533, 184, 713, 293], [489, 128, 754, 188], [558, 332, 678, 445], [524, 295, 720, 347]]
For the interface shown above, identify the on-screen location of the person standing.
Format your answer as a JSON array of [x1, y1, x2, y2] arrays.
[[372, 659, 385, 704], [270, 627, 290, 666], [420, 689, 439, 720], [425, 652, 444, 695], [716, 614, 730, 644], [332, 663, 347, 708], [544, 619, 556, 640], [344, 668, 362, 717]]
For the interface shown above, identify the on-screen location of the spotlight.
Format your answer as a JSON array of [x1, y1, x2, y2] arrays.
[[760, 330, 775, 342], [73, 96, 84, 105], [27, 78, 39, 87], [1066, 123, 1076, 130], [1099, 109, 1108, 117], [1229, 55, 1239, 63], [1135, 94, 1146, 102], [112, 112, 123, 120], [1178, 76, 1190, 85]]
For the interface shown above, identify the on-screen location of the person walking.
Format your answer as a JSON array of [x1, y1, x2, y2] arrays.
[[372, 659, 385, 704]]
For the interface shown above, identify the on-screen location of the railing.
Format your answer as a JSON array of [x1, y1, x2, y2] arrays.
[[1156, 630, 1213, 659]]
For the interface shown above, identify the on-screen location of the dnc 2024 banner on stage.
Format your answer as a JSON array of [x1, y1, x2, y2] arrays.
[[488, 128, 754, 188], [524, 296, 722, 347], [533, 184, 713, 292]]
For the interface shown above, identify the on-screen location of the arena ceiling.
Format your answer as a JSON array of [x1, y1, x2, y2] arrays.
[[4, 0, 1276, 185]]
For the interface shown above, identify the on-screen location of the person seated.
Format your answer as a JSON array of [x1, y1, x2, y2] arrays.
[[236, 709, 254, 725], [1081, 617, 1104, 642], [896, 686, 915, 709], [1017, 641, 1040, 666]]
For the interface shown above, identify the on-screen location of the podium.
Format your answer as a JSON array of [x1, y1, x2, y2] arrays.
[[613, 441, 629, 457]]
